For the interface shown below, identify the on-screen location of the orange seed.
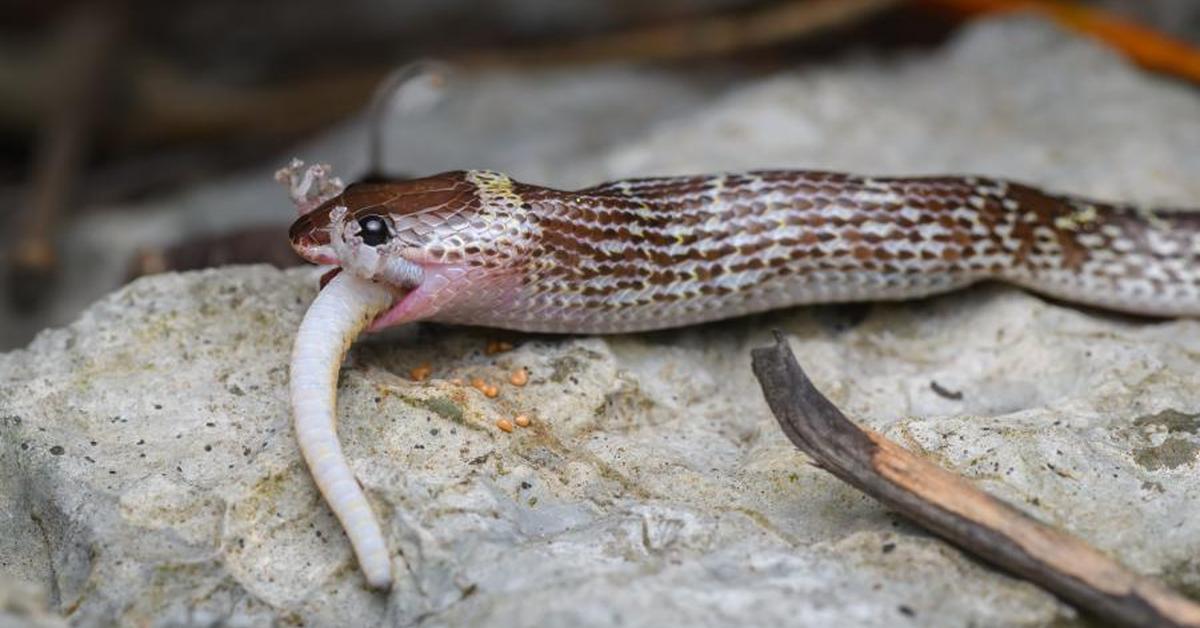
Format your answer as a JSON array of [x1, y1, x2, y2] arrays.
[[496, 418, 514, 433], [409, 363, 432, 382], [514, 415, 531, 428], [509, 368, 528, 386], [471, 378, 499, 398], [485, 340, 514, 355]]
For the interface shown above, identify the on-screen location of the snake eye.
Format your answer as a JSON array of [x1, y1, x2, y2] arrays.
[[357, 215, 391, 246]]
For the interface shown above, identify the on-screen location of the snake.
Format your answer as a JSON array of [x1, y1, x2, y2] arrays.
[[281, 162, 1200, 589]]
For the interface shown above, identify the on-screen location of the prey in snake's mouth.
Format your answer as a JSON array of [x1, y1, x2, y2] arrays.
[[289, 211, 410, 331], [289, 203, 427, 331], [287, 171, 522, 332]]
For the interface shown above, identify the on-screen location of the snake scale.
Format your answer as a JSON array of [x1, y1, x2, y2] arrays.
[[284, 165, 1200, 588]]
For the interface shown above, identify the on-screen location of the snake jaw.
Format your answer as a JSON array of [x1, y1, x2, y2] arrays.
[[289, 201, 338, 265], [289, 237, 337, 266], [366, 262, 470, 331], [289, 207, 447, 330]]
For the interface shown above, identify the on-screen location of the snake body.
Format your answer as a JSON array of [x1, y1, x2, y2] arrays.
[[293, 169, 1200, 330], [286, 167, 1199, 589]]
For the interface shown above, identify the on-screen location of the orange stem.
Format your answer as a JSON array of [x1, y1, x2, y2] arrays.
[[916, 0, 1200, 83]]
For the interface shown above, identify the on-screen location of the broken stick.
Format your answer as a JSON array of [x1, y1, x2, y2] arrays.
[[750, 331, 1200, 628]]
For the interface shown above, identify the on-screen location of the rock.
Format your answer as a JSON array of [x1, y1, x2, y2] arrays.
[[2, 16, 1200, 627], [0, 578, 66, 628]]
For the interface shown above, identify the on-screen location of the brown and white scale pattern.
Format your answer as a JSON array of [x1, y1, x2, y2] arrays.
[[291, 168, 1200, 333]]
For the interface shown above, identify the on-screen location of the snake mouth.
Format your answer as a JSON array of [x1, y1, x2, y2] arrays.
[[291, 231, 338, 266], [318, 267, 343, 288], [292, 213, 449, 331], [315, 266, 419, 331], [368, 262, 470, 331], [312, 261, 464, 333]]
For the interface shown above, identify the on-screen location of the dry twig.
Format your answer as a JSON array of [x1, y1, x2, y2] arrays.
[[750, 331, 1200, 628]]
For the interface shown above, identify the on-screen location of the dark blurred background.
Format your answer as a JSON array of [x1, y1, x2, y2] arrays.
[[0, 0, 1197, 349]]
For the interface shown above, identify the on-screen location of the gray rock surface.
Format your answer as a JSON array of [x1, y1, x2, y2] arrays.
[[2, 16, 1200, 627]]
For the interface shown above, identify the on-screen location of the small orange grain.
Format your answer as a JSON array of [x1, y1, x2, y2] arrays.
[[409, 362, 432, 382], [509, 368, 528, 386], [485, 340, 514, 355], [513, 414, 531, 428], [471, 378, 500, 398], [495, 418, 514, 433]]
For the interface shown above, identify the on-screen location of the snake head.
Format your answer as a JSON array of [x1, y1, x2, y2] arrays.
[[289, 169, 537, 328]]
